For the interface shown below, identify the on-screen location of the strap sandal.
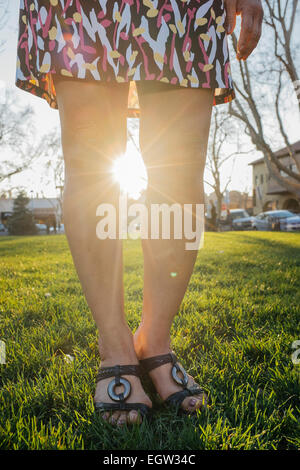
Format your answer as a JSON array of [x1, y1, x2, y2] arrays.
[[94, 364, 152, 420], [139, 352, 207, 414]]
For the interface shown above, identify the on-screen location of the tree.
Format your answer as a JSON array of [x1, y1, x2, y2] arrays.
[[205, 108, 251, 218], [0, 0, 9, 53], [206, 109, 235, 218], [264, 0, 299, 110], [0, 87, 50, 184], [228, 0, 300, 197], [7, 190, 37, 235]]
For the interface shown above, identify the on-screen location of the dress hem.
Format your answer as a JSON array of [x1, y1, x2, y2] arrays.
[[16, 73, 235, 116]]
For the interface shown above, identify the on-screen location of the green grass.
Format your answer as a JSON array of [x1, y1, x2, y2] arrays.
[[0, 231, 299, 450]]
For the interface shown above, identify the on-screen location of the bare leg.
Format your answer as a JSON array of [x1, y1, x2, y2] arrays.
[[134, 85, 214, 412], [54, 78, 151, 425]]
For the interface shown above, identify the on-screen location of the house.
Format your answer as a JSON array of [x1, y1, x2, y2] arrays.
[[249, 141, 300, 215], [0, 197, 62, 228], [205, 190, 253, 217]]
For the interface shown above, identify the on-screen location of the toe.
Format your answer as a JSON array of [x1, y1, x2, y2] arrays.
[[109, 411, 120, 425], [117, 412, 127, 427], [182, 396, 198, 412], [182, 393, 207, 413], [127, 409, 142, 425], [195, 393, 207, 410]]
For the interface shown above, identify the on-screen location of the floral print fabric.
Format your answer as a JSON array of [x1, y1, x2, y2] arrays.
[[16, 0, 235, 113]]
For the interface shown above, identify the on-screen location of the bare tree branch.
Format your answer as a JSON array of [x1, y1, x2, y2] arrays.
[[228, 3, 300, 197]]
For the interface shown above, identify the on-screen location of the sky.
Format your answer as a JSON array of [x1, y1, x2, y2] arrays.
[[0, 1, 299, 199]]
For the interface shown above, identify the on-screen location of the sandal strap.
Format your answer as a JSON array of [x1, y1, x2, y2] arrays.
[[96, 364, 141, 383], [140, 353, 207, 412], [164, 387, 205, 409], [139, 352, 178, 373], [94, 402, 151, 417], [95, 364, 151, 417]]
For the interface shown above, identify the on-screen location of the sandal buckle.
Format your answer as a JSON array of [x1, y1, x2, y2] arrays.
[[171, 362, 188, 387], [107, 377, 131, 402]]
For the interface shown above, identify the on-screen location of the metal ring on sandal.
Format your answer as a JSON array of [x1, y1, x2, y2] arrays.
[[94, 364, 152, 419], [139, 352, 207, 414], [107, 377, 131, 402]]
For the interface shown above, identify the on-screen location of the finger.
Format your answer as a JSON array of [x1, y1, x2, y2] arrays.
[[241, 20, 262, 60], [224, 0, 237, 35], [237, 2, 263, 60], [243, 8, 263, 59], [237, 10, 254, 60]]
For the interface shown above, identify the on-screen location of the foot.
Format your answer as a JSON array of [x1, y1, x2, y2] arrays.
[[94, 358, 152, 426], [134, 329, 207, 413]]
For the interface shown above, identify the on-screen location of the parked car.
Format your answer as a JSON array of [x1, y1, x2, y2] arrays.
[[280, 214, 300, 232], [252, 210, 300, 231], [48, 224, 64, 234], [0, 223, 8, 235], [35, 223, 48, 234], [230, 209, 255, 231]]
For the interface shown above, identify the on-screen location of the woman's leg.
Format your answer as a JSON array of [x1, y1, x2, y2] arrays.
[[134, 84, 214, 412], [54, 77, 151, 425]]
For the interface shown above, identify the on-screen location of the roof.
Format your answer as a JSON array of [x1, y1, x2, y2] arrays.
[[0, 198, 60, 212], [249, 140, 300, 166], [266, 187, 290, 195]]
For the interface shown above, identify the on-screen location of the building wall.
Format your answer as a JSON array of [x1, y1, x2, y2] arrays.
[[252, 157, 300, 214], [205, 191, 253, 217], [0, 198, 62, 225], [252, 162, 276, 214]]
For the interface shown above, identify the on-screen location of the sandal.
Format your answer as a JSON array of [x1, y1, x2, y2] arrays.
[[139, 352, 207, 414], [94, 364, 152, 421]]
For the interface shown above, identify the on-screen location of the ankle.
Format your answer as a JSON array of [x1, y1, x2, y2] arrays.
[[98, 324, 138, 365], [134, 324, 171, 359]]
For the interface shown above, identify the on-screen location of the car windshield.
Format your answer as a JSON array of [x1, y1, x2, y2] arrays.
[[231, 211, 249, 220], [268, 211, 294, 219]]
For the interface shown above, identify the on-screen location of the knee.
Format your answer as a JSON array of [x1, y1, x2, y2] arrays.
[[61, 118, 124, 179], [146, 145, 206, 203]]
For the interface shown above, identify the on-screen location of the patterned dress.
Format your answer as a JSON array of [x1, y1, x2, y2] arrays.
[[16, 0, 235, 115]]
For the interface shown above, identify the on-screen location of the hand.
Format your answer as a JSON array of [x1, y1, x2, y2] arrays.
[[224, 0, 264, 60]]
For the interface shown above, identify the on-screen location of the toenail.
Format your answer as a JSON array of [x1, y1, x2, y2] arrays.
[[129, 411, 139, 422]]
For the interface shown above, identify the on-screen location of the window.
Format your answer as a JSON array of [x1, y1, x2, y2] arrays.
[[260, 174, 264, 184], [290, 163, 299, 173], [255, 175, 258, 186]]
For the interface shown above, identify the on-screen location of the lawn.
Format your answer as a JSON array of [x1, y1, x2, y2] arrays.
[[0, 231, 299, 450]]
